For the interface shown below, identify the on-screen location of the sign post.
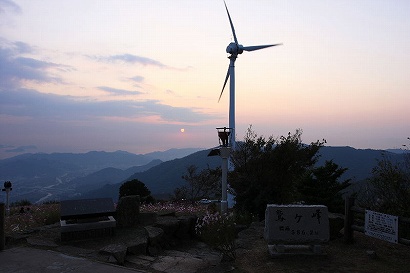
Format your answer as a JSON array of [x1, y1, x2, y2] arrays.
[[365, 210, 398, 244]]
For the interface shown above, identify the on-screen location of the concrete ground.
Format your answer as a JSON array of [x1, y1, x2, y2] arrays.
[[1, 220, 252, 273], [0, 247, 145, 273]]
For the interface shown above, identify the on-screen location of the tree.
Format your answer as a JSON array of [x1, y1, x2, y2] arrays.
[[174, 165, 221, 203], [298, 160, 350, 213], [230, 127, 325, 219], [119, 179, 154, 203], [366, 152, 410, 217]]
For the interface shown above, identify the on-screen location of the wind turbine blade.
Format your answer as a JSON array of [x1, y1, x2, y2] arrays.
[[243, 43, 283, 52], [218, 66, 230, 102], [224, 1, 238, 44]]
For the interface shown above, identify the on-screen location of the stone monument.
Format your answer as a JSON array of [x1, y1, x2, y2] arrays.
[[264, 204, 329, 257], [116, 195, 140, 228]]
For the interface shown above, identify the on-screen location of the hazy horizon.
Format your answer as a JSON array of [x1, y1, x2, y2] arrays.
[[1, 1, 409, 160], [1, 144, 408, 161]]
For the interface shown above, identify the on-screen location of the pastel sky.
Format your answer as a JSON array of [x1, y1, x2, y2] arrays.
[[1, 0, 409, 159]]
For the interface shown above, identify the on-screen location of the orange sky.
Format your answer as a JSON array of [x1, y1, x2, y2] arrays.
[[1, 0, 409, 158]]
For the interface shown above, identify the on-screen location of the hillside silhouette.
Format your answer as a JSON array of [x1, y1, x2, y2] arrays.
[[0, 146, 406, 203]]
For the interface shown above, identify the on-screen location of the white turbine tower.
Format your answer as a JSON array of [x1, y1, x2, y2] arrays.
[[218, 1, 282, 149]]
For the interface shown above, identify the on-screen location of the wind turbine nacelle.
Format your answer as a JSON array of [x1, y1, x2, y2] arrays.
[[226, 42, 243, 55]]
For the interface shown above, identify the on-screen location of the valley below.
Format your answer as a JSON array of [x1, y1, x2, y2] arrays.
[[0, 147, 407, 205]]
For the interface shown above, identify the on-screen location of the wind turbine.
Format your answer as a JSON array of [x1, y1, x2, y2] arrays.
[[218, 1, 282, 149]]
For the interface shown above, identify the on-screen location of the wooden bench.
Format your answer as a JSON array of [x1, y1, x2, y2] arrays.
[[60, 198, 116, 241]]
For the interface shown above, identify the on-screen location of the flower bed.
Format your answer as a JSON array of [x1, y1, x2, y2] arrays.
[[4, 203, 60, 234], [140, 201, 208, 216]]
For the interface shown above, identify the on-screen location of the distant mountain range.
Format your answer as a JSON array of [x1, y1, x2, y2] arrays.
[[316, 146, 395, 181], [0, 148, 202, 203], [81, 149, 221, 201], [0, 146, 406, 204]]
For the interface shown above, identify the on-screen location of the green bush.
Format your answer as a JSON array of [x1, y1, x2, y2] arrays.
[[119, 179, 155, 203], [234, 210, 257, 226], [43, 208, 61, 225]]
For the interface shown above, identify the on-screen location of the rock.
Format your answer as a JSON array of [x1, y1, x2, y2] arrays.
[[126, 235, 148, 255], [328, 212, 345, 240], [116, 195, 140, 228], [144, 225, 165, 255], [154, 216, 180, 241], [56, 245, 97, 259], [366, 250, 378, 259], [5, 234, 29, 246], [145, 226, 165, 246], [108, 255, 118, 263], [154, 216, 181, 248], [152, 250, 209, 273], [27, 237, 59, 247], [138, 254, 156, 262], [157, 211, 176, 217], [138, 212, 157, 226], [175, 216, 196, 240], [126, 255, 152, 267], [99, 243, 127, 265], [148, 245, 162, 256], [184, 241, 222, 266]]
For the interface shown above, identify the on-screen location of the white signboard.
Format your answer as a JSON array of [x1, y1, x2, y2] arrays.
[[365, 210, 398, 244]]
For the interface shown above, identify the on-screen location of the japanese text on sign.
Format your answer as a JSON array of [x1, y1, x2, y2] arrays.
[[265, 205, 329, 244], [365, 210, 398, 244]]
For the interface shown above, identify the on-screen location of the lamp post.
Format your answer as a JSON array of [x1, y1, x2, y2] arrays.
[[0, 202, 4, 251], [2, 181, 12, 216], [208, 127, 232, 214], [219, 146, 230, 213]]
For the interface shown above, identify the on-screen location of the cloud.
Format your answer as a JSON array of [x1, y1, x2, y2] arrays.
[[14, 57, 59, 70], [0, 88, 218, 123], [5, 145, 37, 153], [0, 144, 13, 149], [91, 53, 168, 68], [129, 75, 144, 83], [0, 40, 70, 89], [0, 0, 21, 14], [13, 41, 33, 53], [98, 86, 143, 96], [0, 39, 35, 54]]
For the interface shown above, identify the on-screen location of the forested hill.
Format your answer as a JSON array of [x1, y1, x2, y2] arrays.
[[0, 146, 406, 203], [83, 147, 406, 201], [316, 146, 402, 181], [82, 149, 221, 200]]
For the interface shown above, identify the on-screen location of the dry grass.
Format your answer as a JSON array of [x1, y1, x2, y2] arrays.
[[233, 230, 410, 273]]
